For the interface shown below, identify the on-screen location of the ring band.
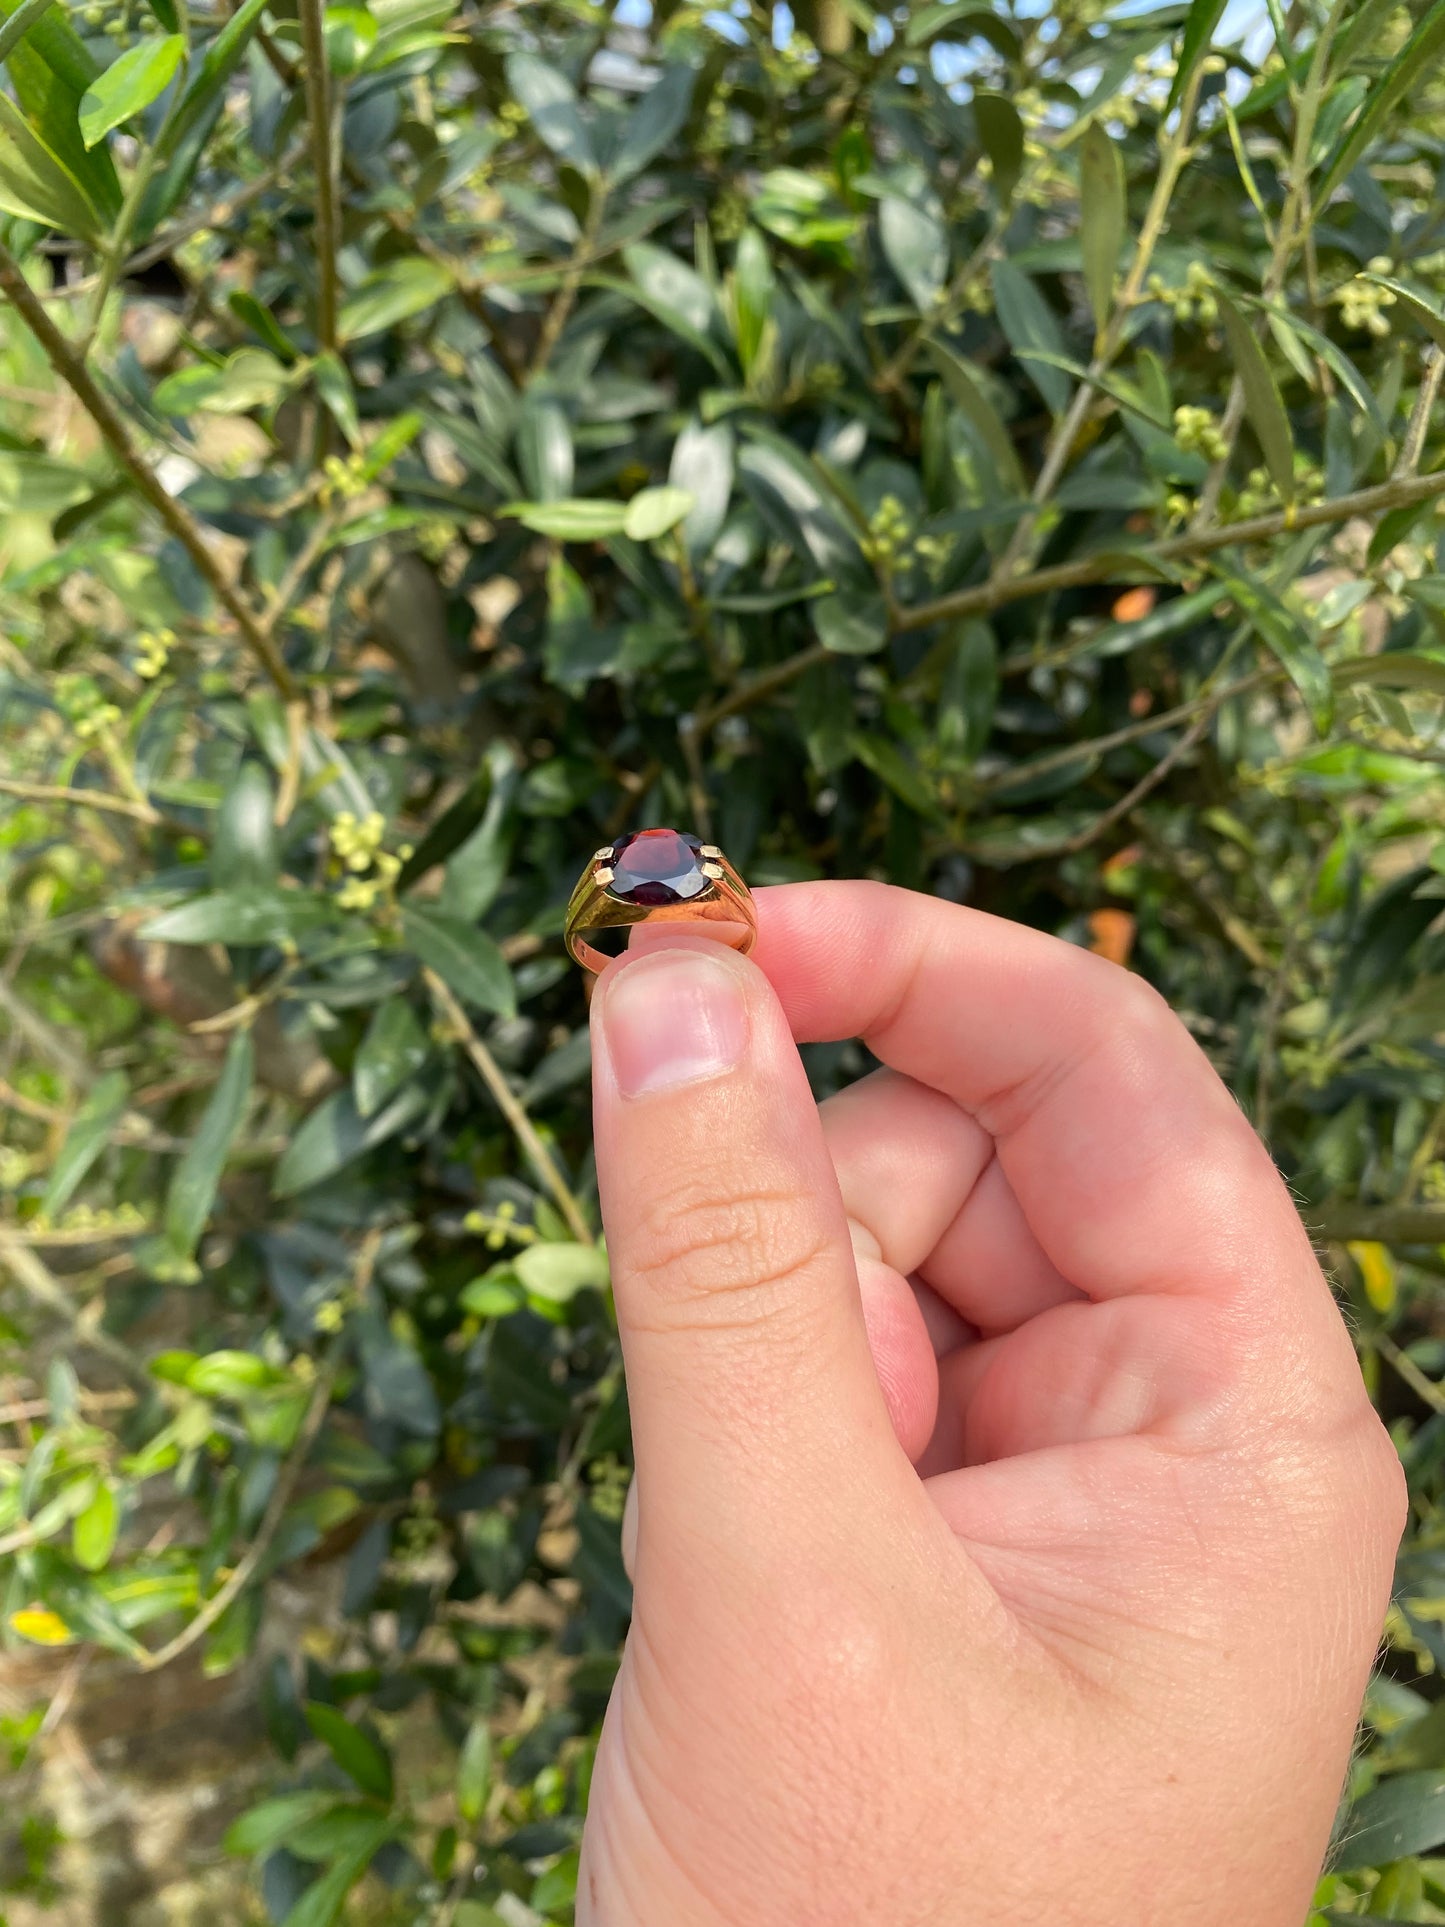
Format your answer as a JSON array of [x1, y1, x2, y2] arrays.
[[564, 827, 756, 977]]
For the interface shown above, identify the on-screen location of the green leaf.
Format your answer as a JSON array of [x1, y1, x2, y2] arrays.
[[1167, 0, 1228, 114], [141, 890, 329, 946], [283, 1802, 395, 1862], [402, 905, 516, 1017], [811, 591, 889, 655], [186, 1349, 281, 1396], [280, 1814, 393, 1927], [163, 1031, 253, 1260], [78, 33, 185, 148], [1215, 289, 1294, 507], [1079, 120, 1125, 341], [1333, 1770, 1445, 1871], [1257, 300, 1387, 438], [356, 1305, 439, 1435], [0, 0, 122, 223], [514, 1241, 611, 1304], [607, 63, 691, 183], [272, 1083, 428, 1197], [41, 1070, 128, 1222], [905, 3, 1019, 59], [849, 732, 944, 822], [323, 5, 376, 75], [1012, 349, 1171, 430], [153, 348, 289, 415], [354, 999, 428, 1118], [0, 0, 60, 72], [515, 395, 574, 503], [1319, 0, 1445, 201], [213, 762, 279, 890], [499, 498, 627, 540], [161, 0, 266, 157], [312, 351, 361, 446], [732, 225, 774, 377], [973, 92, 1024, 206], [505, 50, 594, 173], [531, 1851, 579, 1913], [456, 1719, 492, 1825], [0, 0, 95, 90], [927, 343, 1026, 496], [620, 240, 718, 339], [337, 257, 453, 342], [1064, 581, 1223, 663], [224, 1793, 340, 1858], [228, 289, 299, 364], [0, 92, 104, 235], [939, 617, 998, 763], [991, 260, 1070, 414], [1335, 651, 1445, 698], [399, 764, 496, 896], [669, 419, 734, 558], [879, 195, 947, 312], [736, 434, 869, 583], [623, 485, 694, 543], [72, 1480, 119, 1572], [1221, 563, 1332, 732], [1363, 276, 1445, 356]]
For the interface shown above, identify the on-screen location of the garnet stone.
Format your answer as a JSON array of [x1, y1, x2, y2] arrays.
[[605, 828, 708, 905]]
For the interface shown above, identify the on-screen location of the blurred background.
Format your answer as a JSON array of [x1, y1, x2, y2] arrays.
[[2, 0, 1445, 1918]]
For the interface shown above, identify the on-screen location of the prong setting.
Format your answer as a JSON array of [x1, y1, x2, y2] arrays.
[[568, 827, 756, 972]]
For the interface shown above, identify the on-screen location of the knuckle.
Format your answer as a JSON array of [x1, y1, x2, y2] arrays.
[[620, 1177, 835, 1318], [1105, 966, 1185, 1057], [1358, 1408, 1409, 1545]]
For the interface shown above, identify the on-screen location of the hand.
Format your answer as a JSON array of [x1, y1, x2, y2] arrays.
[[577, 882, 1403, 1927]]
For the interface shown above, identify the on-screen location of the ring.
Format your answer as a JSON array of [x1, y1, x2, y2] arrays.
[[564, 827, 756, 977]]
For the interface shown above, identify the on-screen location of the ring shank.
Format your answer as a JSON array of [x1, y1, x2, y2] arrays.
[[564, 857, 756, 977]]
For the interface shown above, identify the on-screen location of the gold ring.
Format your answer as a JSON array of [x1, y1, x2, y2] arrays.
[[564, 828, 756, 977]]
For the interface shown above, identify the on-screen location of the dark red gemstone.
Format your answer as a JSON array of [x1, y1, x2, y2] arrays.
[[606, 828, 707, 906]]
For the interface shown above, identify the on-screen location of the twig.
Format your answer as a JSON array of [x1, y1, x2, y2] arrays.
[[1395, 347, 1444, 479], [979, 668, 1270, 795], [0, 776, 160, 825], [1372, 1332, 1445, 1417], [0, 977, 90, 1085], [137, 1354, 337, 1671], [678, 717, 714, 841], [1312, 1204, 1445, 1243], [297, 0, 340, 359], [993, 66, 1207, 577], [694, 642, 831, 734], [1192, 0, 1351, 528], [0, 1229, 154, 1388], [875, 212, 1011, 395], [1055, 701, 1216, 855], [123, 147, 305, 277], [896, 465, 1445, 635], [423, 969, 593, 1246], [0, 1077, 62, 1125], [530, 185, 606, 379], [0, 241, 300, 702], [258, 506, 347, 639]]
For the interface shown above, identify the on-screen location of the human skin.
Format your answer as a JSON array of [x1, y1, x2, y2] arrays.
[[575, 881, 1405, 1927]]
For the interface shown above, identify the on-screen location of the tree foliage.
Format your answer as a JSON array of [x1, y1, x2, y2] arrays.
[[3, 0, 1445, 1918]]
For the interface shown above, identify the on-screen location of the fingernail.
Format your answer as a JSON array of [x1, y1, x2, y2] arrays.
[[598, 947, 748, 1098]]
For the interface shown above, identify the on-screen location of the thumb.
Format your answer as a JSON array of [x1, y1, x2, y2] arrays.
[[590, 936, 900, 1566]]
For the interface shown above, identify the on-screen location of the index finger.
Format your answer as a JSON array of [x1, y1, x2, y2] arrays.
[[751, 881, 1322, 1318]]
